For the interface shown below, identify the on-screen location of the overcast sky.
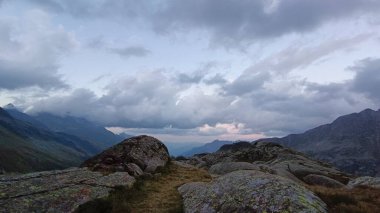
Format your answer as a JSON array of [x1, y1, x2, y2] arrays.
[[1, 0, 380, 143]]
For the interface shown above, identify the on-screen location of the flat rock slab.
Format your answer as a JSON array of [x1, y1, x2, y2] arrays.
[[179, 170, 327, 213], [0, 167, 135, 212]]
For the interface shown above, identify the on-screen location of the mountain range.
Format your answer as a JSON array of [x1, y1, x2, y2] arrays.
[[0, 105, 131, 173], [181, 140, 234, 156], [258, 108, 380, 176], [2, 105, 380, 177]]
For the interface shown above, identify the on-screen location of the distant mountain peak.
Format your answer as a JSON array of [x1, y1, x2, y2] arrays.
[[3, 103, 17, 110], [360, 108, 376, 113]]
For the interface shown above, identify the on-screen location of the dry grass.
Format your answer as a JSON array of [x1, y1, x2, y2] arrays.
[[76, 161, 212, 213], [308, 185, 380, 213]]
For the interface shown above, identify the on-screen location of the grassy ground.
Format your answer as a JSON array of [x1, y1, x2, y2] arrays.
[[308, 185, 380, 213], [75, 161, 212, 213]]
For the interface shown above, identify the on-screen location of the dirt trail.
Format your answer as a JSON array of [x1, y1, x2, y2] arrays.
[[112, 161, 212, 213]]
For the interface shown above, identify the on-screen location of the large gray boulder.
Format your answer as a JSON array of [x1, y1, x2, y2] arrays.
[[82, 135, 170, 174], [0, 168, 135, 212], [178, 170, 327, 213]]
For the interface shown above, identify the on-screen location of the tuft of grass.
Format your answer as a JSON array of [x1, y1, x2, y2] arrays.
[[309, 185, 380, 213], [75, 161, 212, 213]]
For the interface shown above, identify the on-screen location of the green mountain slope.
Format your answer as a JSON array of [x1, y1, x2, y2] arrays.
[[0, 107, 98, 173]]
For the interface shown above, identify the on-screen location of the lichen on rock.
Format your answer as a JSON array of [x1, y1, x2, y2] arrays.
[[178, 170, 327, 213]]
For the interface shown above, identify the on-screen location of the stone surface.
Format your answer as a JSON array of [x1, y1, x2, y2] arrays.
[[178, 170, 327, 213], [125, 163, 144, 177], [303, 174, 345, 188], [208, 162, 259, 175], [347, 176, 380, 189], [82, 135, 169, 174], [0, 168, 135, 212]]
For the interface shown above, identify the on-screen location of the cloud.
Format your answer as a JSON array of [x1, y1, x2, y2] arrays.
[[248, 33, 374, 74], [223, 71, 271, 96], [0, 10, 77, 90], [87, 37, 151, 59], [108, 46, 151, 59], [28, 0, 149, 19], [22, 58, 379, 138], [350, 58, 380, 101], [153, 0, 380, 46], [27, 0, 380, 48]]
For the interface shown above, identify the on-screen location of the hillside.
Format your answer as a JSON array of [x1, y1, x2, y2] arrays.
[[32, 112, 127, 150], [258, 108, 380, 176], [0, 107, 98, 173]]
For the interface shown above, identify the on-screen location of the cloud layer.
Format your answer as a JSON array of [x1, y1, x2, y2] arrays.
[[23, 57, 380, 137], [0, 10, 76, 90]]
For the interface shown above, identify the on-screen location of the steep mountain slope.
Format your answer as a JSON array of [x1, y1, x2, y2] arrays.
[[259, 108, 380, 176], [0, 107, 98, 173], [32, 112, 126, 150], [181, 140, 233, 156]]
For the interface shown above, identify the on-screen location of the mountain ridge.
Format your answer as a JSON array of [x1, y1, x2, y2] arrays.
[[257, 108, 380, 176]]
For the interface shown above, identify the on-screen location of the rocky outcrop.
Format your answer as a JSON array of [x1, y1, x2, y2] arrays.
[[0, 168, 135, 212], [348, 176, 380, 189], [0, 135, 171, 212], [182, 141, 350, 186], [82, 135, 170, 174], [179, 170, 327, 213]]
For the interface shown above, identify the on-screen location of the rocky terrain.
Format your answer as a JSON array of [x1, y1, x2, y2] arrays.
[[259, 108, 380, 177], [1, 135, 380, 212], [0, 135, 169, 212], [177, 140, 380, 212]]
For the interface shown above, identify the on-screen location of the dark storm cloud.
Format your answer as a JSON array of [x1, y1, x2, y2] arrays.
[[350, 58, 380, 101], [0, 62, 67, 90], [28, 0, 380, 46], [154, 0, 380, 45]]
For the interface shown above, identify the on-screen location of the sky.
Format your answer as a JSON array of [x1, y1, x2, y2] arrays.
[[0, 0, 380, 143]]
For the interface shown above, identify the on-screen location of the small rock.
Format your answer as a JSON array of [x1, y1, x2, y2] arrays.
[[125, 163, 144, 176], [303, 174, 345, 188]]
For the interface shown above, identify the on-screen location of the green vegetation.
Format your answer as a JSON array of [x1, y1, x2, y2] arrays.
[[75, 162, 212, 213]]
